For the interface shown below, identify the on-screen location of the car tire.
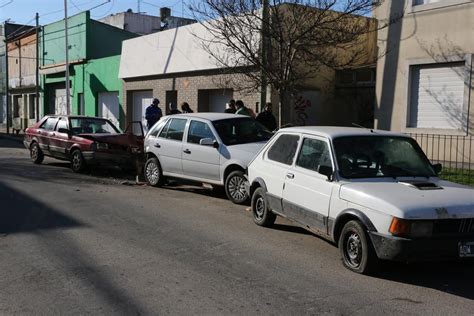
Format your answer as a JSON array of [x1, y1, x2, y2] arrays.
[[251, 187, 276, 227], [30, 142, 44, 164], [144, 157, 164, 187], [339, 220, 379, 274], [225, 170, 249, 205], [71, 149, 87, 173]]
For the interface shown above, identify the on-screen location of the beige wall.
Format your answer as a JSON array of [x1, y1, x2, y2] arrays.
[[374, 0, 474, 135], [8, 33, 37, 88]]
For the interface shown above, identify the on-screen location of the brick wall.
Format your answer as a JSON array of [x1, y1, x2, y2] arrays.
[[122, 71, 261, 124]]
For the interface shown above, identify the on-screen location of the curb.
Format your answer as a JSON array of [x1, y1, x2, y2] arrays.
[[0, 133, 24, 144]]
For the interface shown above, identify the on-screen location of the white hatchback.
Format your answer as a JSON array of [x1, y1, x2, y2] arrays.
[[143, 113, 272, 204], [247, 126, 474, 274]]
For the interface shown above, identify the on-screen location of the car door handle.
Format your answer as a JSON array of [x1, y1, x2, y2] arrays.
[[286, 173, 294, 179], [154, 143, 161, 148], [183, 149, 191, 154]]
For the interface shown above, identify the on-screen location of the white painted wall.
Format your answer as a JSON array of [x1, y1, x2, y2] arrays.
[[119, 19, 259, 79]]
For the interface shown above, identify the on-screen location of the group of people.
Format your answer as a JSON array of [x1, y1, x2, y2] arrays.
[[145, 97, 277, 132], [145, 99, 194, 129]]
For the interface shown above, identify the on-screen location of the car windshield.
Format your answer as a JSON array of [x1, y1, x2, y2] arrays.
[[212, 118, 273, 146], [333, 136, 436, 179], [69, 118, 120, 135]]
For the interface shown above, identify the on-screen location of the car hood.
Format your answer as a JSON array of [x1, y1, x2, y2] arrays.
[[339, 178, 474, 219], [225, 142, 267, 165], [79, 133, 143, 147]]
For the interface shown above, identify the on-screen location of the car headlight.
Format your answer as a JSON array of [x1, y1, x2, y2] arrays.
[[91, 142, 108, 151], [389, 217, 433, 238]]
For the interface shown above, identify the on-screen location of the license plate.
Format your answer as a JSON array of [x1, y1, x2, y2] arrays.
[[459, 242, 474, 257]]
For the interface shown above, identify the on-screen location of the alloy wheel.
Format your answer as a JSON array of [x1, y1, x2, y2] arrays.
[[345, 232, 362, 268], [146, 161, 160, 185], [228, 175, 247, 202]]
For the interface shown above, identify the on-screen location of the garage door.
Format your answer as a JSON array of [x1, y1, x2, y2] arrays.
[[409, 63, 465, 129], [133, 90, 154, 132], [209, 89, 233, 112], [98, 91, 120, 127]]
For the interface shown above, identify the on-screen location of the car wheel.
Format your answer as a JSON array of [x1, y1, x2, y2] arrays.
[[225, 170, 249, 205], [251, 187, 276, 227], [144, 157, 164, 187], [71, 149, 87, 173], [30, 142, 44, 164], [339, 220, 379, 274]]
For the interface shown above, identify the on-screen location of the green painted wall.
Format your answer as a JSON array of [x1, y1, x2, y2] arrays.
[[41, 11, 88, 66], [40, 11, 137, 127]]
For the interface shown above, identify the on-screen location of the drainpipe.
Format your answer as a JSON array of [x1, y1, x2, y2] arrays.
[[35, 12, 39, 122]]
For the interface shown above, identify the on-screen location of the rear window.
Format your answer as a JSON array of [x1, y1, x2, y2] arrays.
[[40, 117, 59, 131]]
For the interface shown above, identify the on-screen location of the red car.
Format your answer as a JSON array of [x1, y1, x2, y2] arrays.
[[23, 115, 144, 173]]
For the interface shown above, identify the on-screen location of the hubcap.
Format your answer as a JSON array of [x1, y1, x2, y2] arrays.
[[345, 232, 362, 267], [31, 146, 38, 160], [146, 162, 159, 184], [228, 175, 247, 201], [254, 196, 265, 220], [72, 152, 81, 170]]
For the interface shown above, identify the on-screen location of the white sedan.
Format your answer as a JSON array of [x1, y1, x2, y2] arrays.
[[247, 126, 474, 274], [143, 113, 272, 204]]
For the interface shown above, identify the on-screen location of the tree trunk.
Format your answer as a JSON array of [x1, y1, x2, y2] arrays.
[[278, 89, 291, 128]]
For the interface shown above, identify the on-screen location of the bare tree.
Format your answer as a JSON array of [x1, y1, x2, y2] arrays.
[[189, 0, 401, 125]]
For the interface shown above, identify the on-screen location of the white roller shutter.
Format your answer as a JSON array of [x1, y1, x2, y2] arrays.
[[409, 63, 465, 129], [98, 91, 120, 127]]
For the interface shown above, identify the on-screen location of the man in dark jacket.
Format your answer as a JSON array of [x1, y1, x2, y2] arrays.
[[256, 102, 277, 131], [145, 98, 163, 129]]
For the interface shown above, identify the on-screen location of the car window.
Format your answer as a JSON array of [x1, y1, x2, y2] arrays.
[[333, 136, 436, 178], [56, 118, 68, 131], [149, 119, 166, 137], [212, 117, 272, 146], [187, 120, 216, 144], [159, 118, 187, 141], [296, 138, 332, 172], [70, 118, 119, 134], [40, 117, 59, 131], [267, 134, 299, 165]]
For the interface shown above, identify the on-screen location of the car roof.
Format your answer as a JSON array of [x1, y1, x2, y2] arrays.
[[163, 113, 246, 121], [45, 115, 110, 119], [278, 126, 408, 139]]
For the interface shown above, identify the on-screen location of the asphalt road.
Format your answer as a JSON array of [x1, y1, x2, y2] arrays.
[[1, 135, 473, 315]]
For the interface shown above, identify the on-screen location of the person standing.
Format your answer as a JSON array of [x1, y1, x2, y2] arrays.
[[145, 98, 163, 129], [181, 102, 193, 113], [256, 102, 277, 131], [169, 102, 182, 115], [224, 99, 236, 114], [235, 100, 252, 116]]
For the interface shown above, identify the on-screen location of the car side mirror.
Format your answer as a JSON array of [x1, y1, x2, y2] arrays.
[[200, 138, 219, 148], [318, 165, 333, 181], [432, 163, 442, 175]]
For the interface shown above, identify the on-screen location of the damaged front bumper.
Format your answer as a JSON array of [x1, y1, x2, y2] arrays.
[[369, 232, 474, 262]]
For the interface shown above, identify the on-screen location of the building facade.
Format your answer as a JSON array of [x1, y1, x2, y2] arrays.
[[374, 0, 473, 166], [119, 11, 377, 129], [99, 7, 196, 35], [375, 0, 473, 134], [7, 29, 38, 132], [40, 11, 138, 128]]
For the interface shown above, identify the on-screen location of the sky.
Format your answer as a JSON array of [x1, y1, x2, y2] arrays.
[[0, 0, 196, 26]]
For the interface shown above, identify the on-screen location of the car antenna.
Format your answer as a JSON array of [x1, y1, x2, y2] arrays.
[[351, 123, 375, 133]]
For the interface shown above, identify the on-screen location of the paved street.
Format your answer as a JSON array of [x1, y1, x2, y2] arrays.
[[0, 136, 473, 315]]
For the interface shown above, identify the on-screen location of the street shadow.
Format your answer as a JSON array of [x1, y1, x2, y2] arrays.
[[0, 183, 145, 313], [163, 179, 230, 201], [375, 260, 474, 300], [0, 181, 83, 234], [271, 223, 313, 236]]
